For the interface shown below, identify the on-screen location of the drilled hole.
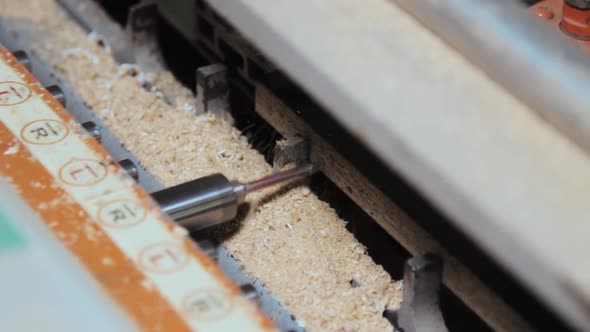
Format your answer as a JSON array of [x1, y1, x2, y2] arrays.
[[247, 59, 265, 82]]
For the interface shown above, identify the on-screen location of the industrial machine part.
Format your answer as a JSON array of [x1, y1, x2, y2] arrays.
[[154, 172, 245, 230], [396, 255, 447, 332], [118, 159, 139, 181], [4, 0, 590, 331], [45, 84, 66, 106], [81, 121, 101, 142], [152, 165, 315, 230], [195, 0, 590, 330], [195, 63, 230, 118], [12, 50, 31, 71], [384, 254, 448, 332]]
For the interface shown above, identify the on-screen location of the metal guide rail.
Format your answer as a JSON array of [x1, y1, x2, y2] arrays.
[[0, 46, 276, 332]]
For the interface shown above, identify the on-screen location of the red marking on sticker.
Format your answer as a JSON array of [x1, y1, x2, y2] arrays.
[[0, 81, 31, 106], [138, 242, 189, 274], [58, 158, 108, 186]]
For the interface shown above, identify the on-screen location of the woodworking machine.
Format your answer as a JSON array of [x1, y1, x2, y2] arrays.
[[2, 0, 590, 331]]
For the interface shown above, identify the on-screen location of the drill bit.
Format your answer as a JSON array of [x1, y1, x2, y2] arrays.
[[152, 164, 318, 230]]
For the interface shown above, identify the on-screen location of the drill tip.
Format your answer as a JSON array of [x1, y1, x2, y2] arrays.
[[243, 164, 317, 193]]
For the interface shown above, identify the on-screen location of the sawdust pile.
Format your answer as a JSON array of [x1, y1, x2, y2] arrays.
[[0, 1, 402, 330]]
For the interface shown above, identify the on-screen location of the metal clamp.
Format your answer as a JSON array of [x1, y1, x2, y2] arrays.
[[195, 63, 230, 120], [126, 0, 164, 71], [12, 50, 31, 71], [117, 159, 139, 181], [385, 254, 448, 332], [81, 121, 101, 142], [273, 137, 310, 171], [45, 85, 66, 107]]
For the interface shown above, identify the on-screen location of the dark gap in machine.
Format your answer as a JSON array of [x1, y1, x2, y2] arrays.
[[247, 58, 266, 82], [95, 0, 138, 26], [219, 38, 245, 71], [520, 0, 544, 5], [230, 85, 279, 164], [197, 17, 215, 44], [309, 172, 408, 280], [158, 16, 207, 89], [195, 0, 207, 11]]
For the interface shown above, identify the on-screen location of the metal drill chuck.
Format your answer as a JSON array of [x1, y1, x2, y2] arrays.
[[151, 165, 316, 231], [151, 173, 245, 231]]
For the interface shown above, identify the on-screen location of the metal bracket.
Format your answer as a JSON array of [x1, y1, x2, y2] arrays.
[[12, 50, 31, 71], [272, 137, 310, 171], [117, 159, 139, 181], [126, 1, 164, 71], [195, 63, 231, 121], [385, 254, 449, 332]]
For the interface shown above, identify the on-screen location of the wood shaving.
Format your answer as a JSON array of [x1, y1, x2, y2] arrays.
[[0, 1, 402, 330]]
